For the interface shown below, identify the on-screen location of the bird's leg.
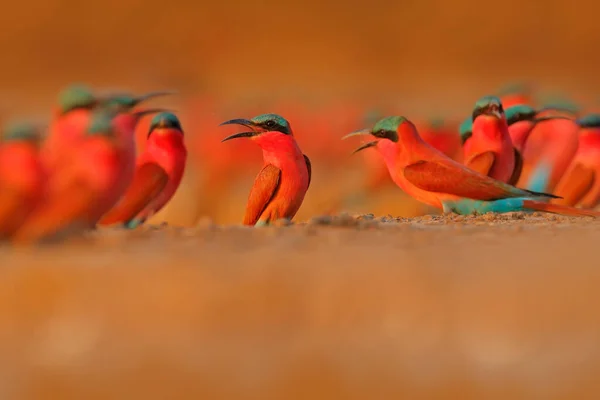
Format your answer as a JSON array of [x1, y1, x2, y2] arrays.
[[255, 220, 269, 227]]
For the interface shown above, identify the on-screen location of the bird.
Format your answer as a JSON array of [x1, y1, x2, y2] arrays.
[[97, 112, 187, 229], [342, 115, 600, 217], [462, 96, 520, 185], [517, 106, 580, 193], [0, 122, 47, 240], [12, 109, 130, 244], [552, 114, 600, 208], [219, 113, 311, 226], [505, 104, 537, 153]]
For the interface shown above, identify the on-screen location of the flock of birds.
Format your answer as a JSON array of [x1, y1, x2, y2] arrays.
[[1, 82, 600, 245]]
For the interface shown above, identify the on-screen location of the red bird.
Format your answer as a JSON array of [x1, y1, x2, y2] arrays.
[[0, 123, 46, 240], [220, 113, 311, 226], [553, 114, 600, 208], [517, 106, 580, 193], [463, 96, 520, 185], [12, 109, 129, 243], [98, 112, 187, 228]]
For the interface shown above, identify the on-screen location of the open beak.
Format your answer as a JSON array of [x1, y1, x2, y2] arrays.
[[341, 128, 372, 140], [220, 118, 260, 142], [352, 140, 379, 154]]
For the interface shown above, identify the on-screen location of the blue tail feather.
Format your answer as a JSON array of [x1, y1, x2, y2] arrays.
[[442, 198, 527, 215]]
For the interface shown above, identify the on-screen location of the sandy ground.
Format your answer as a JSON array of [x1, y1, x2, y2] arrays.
[[1, 213, 600, 399]]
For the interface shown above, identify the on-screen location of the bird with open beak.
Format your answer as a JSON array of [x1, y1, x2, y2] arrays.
[[220, 113, 311, 226]]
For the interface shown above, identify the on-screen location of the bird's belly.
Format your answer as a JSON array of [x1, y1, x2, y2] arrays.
[[390, 174, 444, 210]]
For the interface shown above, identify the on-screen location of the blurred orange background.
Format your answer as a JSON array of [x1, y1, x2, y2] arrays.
[[2, 0, 599, 225]]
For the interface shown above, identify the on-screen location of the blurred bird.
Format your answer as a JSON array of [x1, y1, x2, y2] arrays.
[[517, 106, 580, 193], [12, 109, 129, 244], [462, 96, 520, 185], [0, 123, 46, 240], [98, 112, 187, 228], [505, 104, 537, 153], [552, 114, 600, 208], [220, 113, 311, 226], [343, 116, 600, 217]]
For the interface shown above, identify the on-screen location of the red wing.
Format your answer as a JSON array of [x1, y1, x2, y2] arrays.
[[98, 162, 169, 226], [243, 164, 281, 226], [11, 180, 97, 243], [464, 151, 495, 177], [303, 154, 312, 190], [508, 148, 524, 186], [403, 159, 527, 201], [552, 163, 595, 206]]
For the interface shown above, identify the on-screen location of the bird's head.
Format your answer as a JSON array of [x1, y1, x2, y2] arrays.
[[148, 112, 184, 138], [505, 104, 536, 126], [57, 84, 98, 115], [87, 109, 119, 139], [1, 122, 43, 145], [220, 113, 293, 144], [576, 114, 600, 130], [342, 116, 410, 164], [472, 95, 505, 121], [459, 116, 473, 145]]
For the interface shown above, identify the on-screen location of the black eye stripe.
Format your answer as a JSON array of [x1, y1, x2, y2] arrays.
[[261, 121, 290, 135]]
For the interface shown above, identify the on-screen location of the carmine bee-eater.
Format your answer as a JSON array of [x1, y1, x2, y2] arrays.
[[462, 96, 521, 185], [552, 114, 600, 208], [98, 112, 187, 229], [517, 106, 580, 193], [0, 123, 46, 240], [219, 113, 311, 226], [342, 116, 600, 217], [505, 104, 537, 153], [12, 109, 129, 244]]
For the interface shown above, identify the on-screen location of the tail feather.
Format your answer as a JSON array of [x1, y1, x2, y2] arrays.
[[522, 199, 600, 217]]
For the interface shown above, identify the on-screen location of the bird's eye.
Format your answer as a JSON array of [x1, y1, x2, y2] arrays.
[[265, 120, 275, 128]]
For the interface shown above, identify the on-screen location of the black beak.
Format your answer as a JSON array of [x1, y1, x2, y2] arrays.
[[352, 140, 378, 154], [220, 118, 258, 142], [135, 90, 178, 104]]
